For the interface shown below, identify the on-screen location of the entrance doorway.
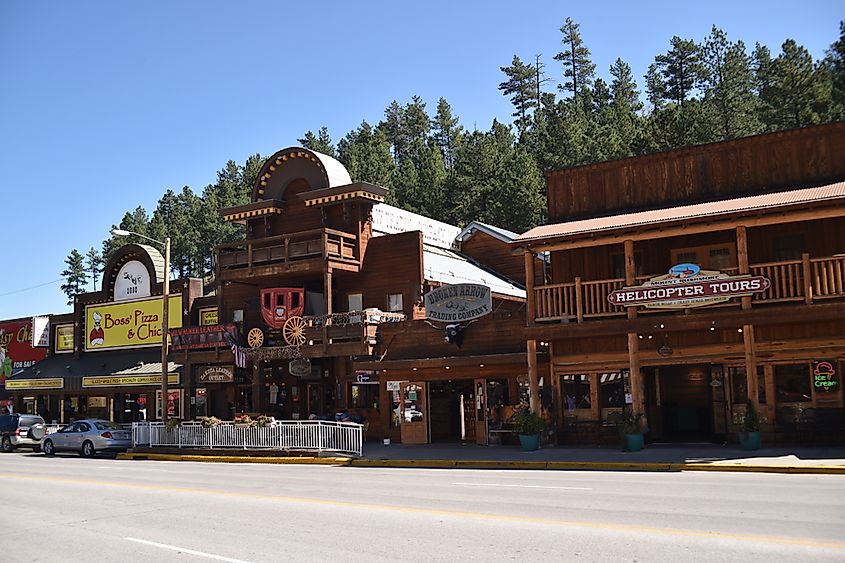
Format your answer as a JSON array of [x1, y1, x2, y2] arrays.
[[646, 365, 714, 442], [428, 380, 475, 443]]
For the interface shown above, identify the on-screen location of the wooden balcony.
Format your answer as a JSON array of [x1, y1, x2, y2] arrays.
[[533, 254, 845, 323], [218, 228, 360, 276]]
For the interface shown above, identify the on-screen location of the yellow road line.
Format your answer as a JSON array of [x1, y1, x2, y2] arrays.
[[2, 472, 843, 551]]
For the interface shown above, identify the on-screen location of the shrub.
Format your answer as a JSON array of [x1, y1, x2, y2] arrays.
[[620, 411, 645, 435], [743, 401, 760, 433], [511, 407, 546, 435]]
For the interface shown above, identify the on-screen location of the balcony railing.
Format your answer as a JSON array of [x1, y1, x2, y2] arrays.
[[533, 254, 845, 323], [218, 228, 359, 272]]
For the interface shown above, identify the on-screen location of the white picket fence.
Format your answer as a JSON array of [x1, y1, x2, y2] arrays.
[[132, 420, 363, 457]]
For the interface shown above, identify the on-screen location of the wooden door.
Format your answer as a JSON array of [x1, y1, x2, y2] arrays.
[[400, 382, 428, 444], [474, 378, 488, 445]]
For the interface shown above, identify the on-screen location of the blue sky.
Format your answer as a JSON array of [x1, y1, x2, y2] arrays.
[[0, 1, 840, 320]]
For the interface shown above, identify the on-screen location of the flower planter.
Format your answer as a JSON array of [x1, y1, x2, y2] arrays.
[[518, 433, 540, 451], [624, 433, 644, 452], [739, 431, 761, 451]]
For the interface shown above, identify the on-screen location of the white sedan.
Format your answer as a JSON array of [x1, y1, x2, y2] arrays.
[[41, 419, 132, 457]]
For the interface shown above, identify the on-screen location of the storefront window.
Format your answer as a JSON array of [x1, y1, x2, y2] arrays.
[[562, 374, 591, 411], [350, 383, 379, 409], [599, 372, 625, 408], [195, 388, 207, 418], [775, 364, 812, 403], [729, 366, 766, 404]]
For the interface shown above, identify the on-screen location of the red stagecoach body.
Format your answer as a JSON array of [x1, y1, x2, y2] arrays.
[[261, 288, 305, 329]]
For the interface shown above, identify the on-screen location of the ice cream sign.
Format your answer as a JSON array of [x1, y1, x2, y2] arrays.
[[813, 361, 839, 392], [607, 264, 771, 309]]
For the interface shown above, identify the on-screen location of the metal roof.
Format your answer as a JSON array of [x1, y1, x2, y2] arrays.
[[310, 149, 352, 188], [457, 221, 520, 244], [372, 204, 462, 250], [111, 361, 183, 376], [423, 244, 526, 299], [516, 181, 845, 244]]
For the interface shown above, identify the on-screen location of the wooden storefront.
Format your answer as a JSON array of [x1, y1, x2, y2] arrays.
[[517, 123, 845, 445]]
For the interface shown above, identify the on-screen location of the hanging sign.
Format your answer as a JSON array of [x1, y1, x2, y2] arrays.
[[55, 324, 75, 353], [607, 265, 770, 309], [199, 366, 234, 383], [169, 324, 237, 351], [289, 358, 312, 377], [813, 361, 839, 392], [0, 320, 47, 381], [31, 316, 50, 348], [424, 284, 492, 322]]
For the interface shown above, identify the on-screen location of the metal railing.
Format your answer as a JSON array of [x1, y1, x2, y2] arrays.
[[132, 419, 363, 457]]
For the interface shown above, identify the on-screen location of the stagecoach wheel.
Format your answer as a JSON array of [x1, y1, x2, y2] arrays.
[[283, 316, 307, 346], [247, 327, 265, 348]]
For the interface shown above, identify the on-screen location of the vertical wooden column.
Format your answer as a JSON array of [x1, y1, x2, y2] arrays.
[[627, 333, 645, 420], [764, 364, 776, 424], [550, 346, 562, 432], [323, 268, 333, 351], [252, 360, 264, 413], [524, 250, 535, 325], [527, 339, 540, 414], [624, 239, 637, 320], [589, 373, 600, 421], [743, 324, 759, 410], [737, 226, 751, 310]]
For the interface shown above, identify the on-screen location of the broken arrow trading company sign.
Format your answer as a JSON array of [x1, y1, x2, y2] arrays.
[[424, 284, 492, 322], [607, 264, 770, 309]]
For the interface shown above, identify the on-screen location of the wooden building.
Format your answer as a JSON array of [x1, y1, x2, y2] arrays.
[[173, 147, 543, 444], [515, 123, 845, 445], [8, 244, 203, 423]]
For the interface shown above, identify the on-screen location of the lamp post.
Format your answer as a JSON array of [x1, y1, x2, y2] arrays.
[[111, 229, 171, 423]]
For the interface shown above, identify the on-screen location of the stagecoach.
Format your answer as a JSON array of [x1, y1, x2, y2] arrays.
[[246, 287, 307, 348]]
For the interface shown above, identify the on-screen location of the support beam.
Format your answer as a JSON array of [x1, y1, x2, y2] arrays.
[[737, 226, 751, 310], [527, 339, 540, 414], [627, 332, 645, 423], [524, 250, 536, 325], [743, 324, 759, 411], [624, 239, 637, 320]]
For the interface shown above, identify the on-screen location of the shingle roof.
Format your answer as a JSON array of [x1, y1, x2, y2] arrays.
[[516, 181, 845, 244]]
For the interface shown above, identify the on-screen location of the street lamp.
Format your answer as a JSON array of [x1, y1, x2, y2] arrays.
[[111, 228, 171, 423]]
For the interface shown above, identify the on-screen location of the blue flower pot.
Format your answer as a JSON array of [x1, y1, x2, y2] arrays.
[[739, 431, 761, 451], [624, 433, 644, 452], [518, 434, 540, 451]]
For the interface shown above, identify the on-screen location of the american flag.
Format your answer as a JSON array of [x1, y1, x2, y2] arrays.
[[224, 328, 248, 369]]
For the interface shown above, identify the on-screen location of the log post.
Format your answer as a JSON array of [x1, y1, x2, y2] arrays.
[[627, 332, 646, 425], [737, 226, 751, 310], [743, 324, 759, 411], [575, 277, 584, 323], [527, 339, 540, 414], [802, 253, 813, 304], [524, 250, 536, 325], [624, 239, 637, 319]]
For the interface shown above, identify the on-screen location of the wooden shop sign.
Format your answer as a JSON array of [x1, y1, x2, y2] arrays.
[[424, 284, 492, 322], [200, 366, 234, 383], [607, 264, 770, 309], [169, 324, 237, 351]]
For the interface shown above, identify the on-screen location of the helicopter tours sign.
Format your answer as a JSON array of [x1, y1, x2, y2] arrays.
[[424, 284, 492, 322]]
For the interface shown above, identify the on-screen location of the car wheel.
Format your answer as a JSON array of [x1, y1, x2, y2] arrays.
[[1, 436, 13, 453], [43, 439, 55, 456], [81, 440, 96, 458]]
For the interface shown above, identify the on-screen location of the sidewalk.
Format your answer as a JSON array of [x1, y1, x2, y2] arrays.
[[119, 442, 845, 474]]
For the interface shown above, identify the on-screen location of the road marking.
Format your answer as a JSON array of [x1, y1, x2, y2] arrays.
[[124, 537, 252, 563], [452, 482, 592, 490], [2, 473, 843, 552]]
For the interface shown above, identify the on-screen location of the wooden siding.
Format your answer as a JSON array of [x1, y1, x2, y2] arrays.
[[547, 122, 845, 221], [461, 230, 540, 286]]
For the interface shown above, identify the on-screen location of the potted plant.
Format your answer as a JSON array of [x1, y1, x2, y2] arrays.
[[739, 400, 761, 451], [620, 411, 645, 452], [255, 415, 273, 427], [234, 414, 253, 427], [201, 416, 221, 428], [511, 407, 546, 451], [165, 418, 181, 431]]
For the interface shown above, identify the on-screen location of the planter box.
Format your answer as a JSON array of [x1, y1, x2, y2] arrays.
[[518, 434, 540, 451]]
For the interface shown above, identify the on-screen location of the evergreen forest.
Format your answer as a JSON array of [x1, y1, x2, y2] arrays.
[[61, 20, 845, 303]]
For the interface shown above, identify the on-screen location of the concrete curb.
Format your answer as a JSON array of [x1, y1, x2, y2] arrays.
[[115, 453, 845, 474]]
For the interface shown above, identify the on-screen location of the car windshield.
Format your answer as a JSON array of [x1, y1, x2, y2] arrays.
[[94, 421, 122, 430]]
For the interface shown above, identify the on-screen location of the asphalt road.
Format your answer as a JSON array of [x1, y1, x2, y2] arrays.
[[1, 451, 843, 562]]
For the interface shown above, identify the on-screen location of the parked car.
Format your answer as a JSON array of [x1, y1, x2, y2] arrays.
[[41, 419, 132, 457], [0, 413, 46, 452]]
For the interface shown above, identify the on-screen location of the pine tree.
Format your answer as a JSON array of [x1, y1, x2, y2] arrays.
[[103, 206, 151, 259], [85, 247, 103, 291], [701, 26, 761, 140], [60, 249, 88, 306], [554, 17, 595, 102], [499, 55, 537, 137], [337, 121, 396, 188], [298, 127, 336, 157], [764, 39, 831, 129], [825, 21, 845, 118], [431, 97, 463, 169], [653, 36, 705, 107], [609, 58, 644, 157]]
